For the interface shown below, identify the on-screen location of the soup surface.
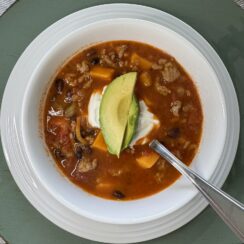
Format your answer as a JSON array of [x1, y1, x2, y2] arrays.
[[43, 41, 203, 200]]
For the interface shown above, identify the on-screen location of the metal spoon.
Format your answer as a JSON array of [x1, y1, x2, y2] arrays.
[[150, 140, 244, 242]]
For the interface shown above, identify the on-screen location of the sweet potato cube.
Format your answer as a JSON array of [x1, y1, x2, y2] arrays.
[[136, 151, 160, 168], [96, 182, 113, 190], [90, 66, 115, 81], [92, 132, 107, 151], [131, 53, 152, 69]]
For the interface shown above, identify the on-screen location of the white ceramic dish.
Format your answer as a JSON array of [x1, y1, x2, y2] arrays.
[[21, 17, 226, 224], [0, 4, 239, 243]]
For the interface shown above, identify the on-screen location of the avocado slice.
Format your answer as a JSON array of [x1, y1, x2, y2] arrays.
[[99, 72, 137, 157], [122, 95, 139, 149]]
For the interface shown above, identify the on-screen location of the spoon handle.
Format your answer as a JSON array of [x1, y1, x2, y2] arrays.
[[150, 140, 244, 242]]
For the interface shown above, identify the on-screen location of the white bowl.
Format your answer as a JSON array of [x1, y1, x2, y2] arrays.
[[21, 18, 226, 224], [0, 4, 239, 242]]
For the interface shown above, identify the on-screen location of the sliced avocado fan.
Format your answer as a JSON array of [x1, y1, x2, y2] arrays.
[[122, 95, 139, 150], [99, 72, 138, 157]]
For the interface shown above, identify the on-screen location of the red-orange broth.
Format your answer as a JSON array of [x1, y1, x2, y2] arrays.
[[43, 41, 203, 200]]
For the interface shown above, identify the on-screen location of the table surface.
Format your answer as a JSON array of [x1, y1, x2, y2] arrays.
[[0, 0, 243, 243]]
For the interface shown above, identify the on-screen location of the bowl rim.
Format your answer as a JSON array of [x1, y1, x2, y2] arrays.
[[21, 17, 227, 224]]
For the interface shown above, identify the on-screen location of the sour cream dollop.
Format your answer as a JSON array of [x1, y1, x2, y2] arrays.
[[88, 89, 159, 146]]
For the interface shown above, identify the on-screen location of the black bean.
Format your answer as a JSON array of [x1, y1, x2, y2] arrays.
[[90, 56, 100, 65], [54, 148, 64, 159], [64, 89, 73, 103], [74, 143, 92, 155], [81, 128, 96, 137], [75, 146, 83, 160], [55, 79, 64, 95], [112, 190, 125, 199], [167, 127, 180, 139], [80, 129, 87, 137]]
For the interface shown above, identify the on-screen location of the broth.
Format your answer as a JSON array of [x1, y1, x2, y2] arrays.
[[43, 41, 203, 200]]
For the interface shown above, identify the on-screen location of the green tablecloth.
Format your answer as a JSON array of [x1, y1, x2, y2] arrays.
[[0, 0, 243, 243]]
